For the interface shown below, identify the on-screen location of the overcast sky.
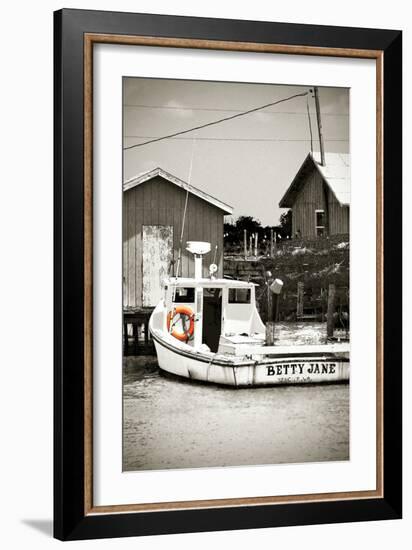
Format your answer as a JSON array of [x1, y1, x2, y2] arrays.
[[123, 78, 349, 226]]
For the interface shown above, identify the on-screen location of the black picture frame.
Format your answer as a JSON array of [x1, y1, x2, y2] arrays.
[[54, 8, 402, 541]]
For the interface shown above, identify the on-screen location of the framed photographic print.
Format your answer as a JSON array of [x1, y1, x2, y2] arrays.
[[54, 8, 402, 541]]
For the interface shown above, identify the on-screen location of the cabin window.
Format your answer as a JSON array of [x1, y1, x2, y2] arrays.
[[228, 288, 251, 304], [315, 209, 325, 237], [173, 287, 195, 303], [204, 288, 222, 299]]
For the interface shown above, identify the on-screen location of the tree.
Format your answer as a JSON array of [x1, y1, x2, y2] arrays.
[[223, 221, 238, 244], [235, 216, 262, 234], [278, 210, 292, 239], [224, 216, 263, 244], [223, 213, 291, 249]]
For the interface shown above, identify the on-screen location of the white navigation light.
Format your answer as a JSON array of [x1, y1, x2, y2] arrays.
[[209, 263, 218, 275], [186, 241, 211, 255], [270, 279, 284, 295]]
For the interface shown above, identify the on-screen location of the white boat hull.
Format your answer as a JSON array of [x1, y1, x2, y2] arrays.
[[149, 280, 349, 387], [152, 335, 349, 387]]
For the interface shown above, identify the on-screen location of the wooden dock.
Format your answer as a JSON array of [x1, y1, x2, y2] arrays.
[[123, 307, 155, 356]]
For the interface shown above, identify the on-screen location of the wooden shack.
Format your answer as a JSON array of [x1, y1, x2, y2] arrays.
[[123, 167, 233, 309], [279, 152, 350, 238]]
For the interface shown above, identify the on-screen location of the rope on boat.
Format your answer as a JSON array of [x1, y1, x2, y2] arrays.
[[232, 366, 238, 387], [212, 244, 218, 266], [168, 306, 176, 334], [206, 354, 217, 381]]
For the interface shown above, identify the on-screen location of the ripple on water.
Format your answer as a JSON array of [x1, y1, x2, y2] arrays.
[[123, 359, 349, 471]]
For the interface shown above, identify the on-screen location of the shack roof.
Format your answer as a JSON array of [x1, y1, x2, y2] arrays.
[[123, 167, 233, 215], [279, 152, 350, 208]]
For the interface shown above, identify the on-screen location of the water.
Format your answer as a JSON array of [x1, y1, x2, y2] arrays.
[[123, 322, 349, 471]]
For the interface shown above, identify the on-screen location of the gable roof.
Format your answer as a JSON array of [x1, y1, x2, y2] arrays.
[[123, 167, 233, 215], [279, 152, 350, 208]]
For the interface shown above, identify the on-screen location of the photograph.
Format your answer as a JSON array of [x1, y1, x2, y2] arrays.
[[50, 6, 402, 542], [122, 77, 351, 472]]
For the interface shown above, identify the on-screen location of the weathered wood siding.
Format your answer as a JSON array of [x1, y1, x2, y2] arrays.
[[291, 167, 349, 238], [142, 225, 173, 307], [328, 200, 349, 236], [123, 175, 225, 308]]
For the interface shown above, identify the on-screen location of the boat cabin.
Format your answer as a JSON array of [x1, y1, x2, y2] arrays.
[[162, 277, 265, 353]]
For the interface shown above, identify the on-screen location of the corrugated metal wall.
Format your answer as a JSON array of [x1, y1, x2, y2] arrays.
[[123, 175, 225, 308], [291, 168, 349, 237]]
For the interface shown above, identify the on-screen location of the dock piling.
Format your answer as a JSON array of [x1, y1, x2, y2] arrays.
[[270, 229, 273, 257], [265, 322, 276, 346], [266, 278, 283, 344], [327, 283, 336, 338], [297, 282, 304, 318]]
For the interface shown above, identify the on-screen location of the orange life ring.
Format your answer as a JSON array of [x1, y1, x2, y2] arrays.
[[167, 306, 195, 342]]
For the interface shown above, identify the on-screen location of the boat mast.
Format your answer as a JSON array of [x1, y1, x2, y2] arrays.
[[174, 134, 197, 279]]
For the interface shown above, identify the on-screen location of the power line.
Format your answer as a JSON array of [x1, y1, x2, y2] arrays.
[[124, 103, 349, 116], [123, 91, 309, 151], [124, 136, 347, 143]]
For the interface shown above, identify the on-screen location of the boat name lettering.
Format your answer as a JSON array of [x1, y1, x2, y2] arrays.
[[266, 362, 337, 376]]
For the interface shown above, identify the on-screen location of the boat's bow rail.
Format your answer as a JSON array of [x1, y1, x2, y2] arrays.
[[226, 342, 350, 358]]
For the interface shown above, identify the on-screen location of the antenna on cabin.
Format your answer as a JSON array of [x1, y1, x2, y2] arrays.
[[208, 245, 218, 279], [313, 87, 325, 166]]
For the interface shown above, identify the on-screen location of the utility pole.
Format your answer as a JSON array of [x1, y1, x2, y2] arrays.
[[314, 87, 325, 166]]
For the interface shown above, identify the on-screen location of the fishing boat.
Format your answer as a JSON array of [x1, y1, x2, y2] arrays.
[[149, 241, 349, 386]]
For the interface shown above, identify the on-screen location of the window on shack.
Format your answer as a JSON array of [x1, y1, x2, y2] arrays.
[[315, 209, 326, 237], [173, 287, 195, 303], [228, 288, 251, 304]]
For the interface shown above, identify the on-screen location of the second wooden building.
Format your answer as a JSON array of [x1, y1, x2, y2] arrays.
[[279, 152, 350, 239]]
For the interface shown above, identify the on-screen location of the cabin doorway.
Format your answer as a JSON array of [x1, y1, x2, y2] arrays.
[[202, 288, 222, 352], [142, 225, 173, 307]]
